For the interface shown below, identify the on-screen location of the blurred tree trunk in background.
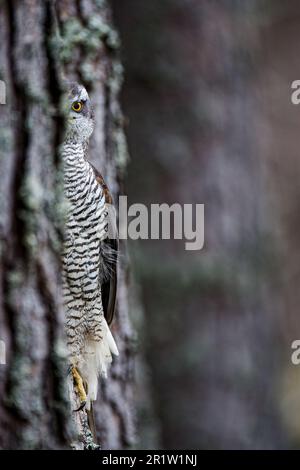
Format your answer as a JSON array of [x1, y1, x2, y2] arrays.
[[259, 0, 300, 444], [112, 0, 290, 449], [0, 0, 135, 449]]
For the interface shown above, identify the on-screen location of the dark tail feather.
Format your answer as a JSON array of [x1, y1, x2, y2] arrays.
[[87, 402, 98, 445]]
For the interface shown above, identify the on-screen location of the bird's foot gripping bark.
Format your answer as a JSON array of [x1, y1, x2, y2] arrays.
[[71, 366, 87, 411]]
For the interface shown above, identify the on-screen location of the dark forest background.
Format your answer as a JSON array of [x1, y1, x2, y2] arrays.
[[112, 0, 300, 449]]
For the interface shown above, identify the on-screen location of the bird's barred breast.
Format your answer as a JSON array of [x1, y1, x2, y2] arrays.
[[63, 145, 107, 302]]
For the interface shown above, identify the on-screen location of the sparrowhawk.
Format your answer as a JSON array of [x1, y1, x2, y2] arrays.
[[62, 83, 119, 411]]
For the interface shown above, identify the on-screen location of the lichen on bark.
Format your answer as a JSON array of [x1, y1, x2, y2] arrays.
[[0, 0, 135, 450]]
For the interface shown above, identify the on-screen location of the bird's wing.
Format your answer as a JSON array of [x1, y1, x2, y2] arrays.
[[91, 164, 118, 326]]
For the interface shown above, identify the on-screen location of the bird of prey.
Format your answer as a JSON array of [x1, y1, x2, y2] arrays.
[[62, 83, 119, 412]]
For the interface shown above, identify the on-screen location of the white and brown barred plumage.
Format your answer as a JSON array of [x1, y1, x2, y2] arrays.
[[62, 83, 118, 409]]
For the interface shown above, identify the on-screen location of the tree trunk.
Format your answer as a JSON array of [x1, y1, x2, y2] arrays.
[[0, 0, 135, 450]]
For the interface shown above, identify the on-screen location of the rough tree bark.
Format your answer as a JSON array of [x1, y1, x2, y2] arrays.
[[0, 0, 135, 450]]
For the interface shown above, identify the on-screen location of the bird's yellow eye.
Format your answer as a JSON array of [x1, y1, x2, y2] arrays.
[[72, 101, 83, 113]]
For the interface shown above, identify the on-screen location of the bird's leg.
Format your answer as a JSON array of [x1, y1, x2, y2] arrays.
[[70, 366, 87, 412]]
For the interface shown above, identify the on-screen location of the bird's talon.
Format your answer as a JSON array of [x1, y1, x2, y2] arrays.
[[73, 401, 86, 412], [70, 365, 87, 411]]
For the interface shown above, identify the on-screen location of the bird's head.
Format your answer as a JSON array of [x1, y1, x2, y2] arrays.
[[65, 83, 94, 143]]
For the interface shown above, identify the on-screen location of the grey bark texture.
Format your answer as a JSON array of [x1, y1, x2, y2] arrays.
[[0, 0, 135, 450]]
